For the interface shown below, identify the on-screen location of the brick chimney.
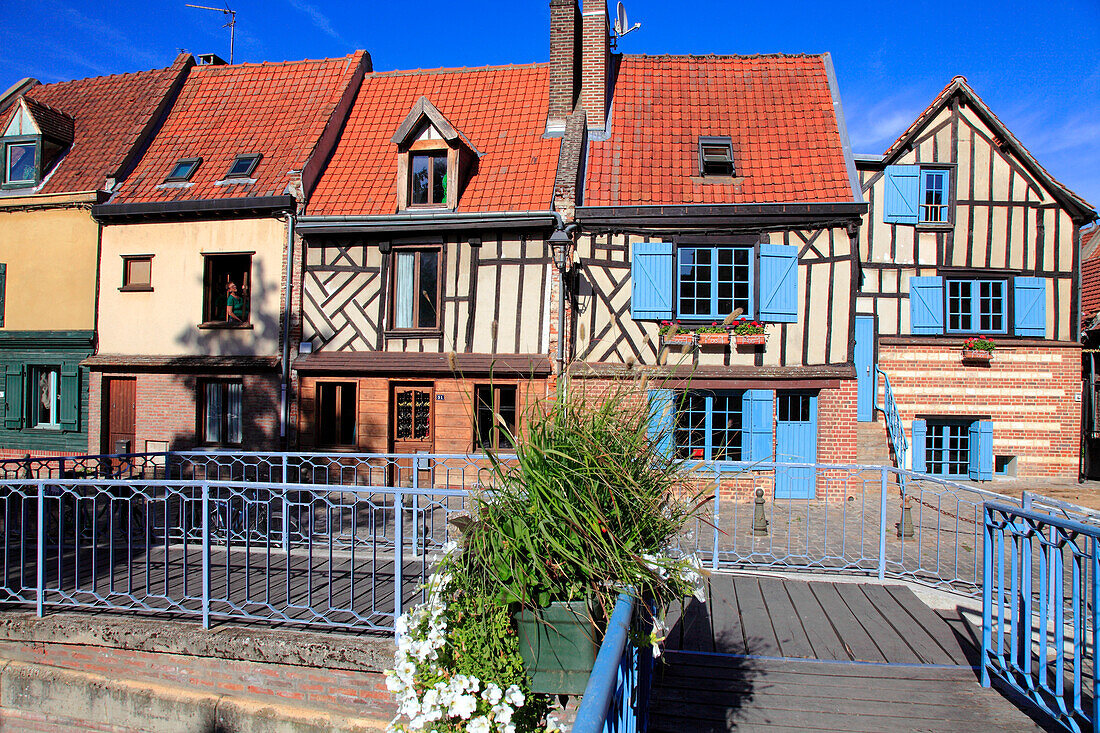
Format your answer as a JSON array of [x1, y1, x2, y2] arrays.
[[548, 0, 581, 134], [580, 0, 609, 133]]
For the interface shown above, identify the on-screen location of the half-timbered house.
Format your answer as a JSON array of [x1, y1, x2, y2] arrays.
[[559, 0, 866, 499], [855, 77, 1096, 480], [86, 53, 368, 454], [0, 56, 191, 459]]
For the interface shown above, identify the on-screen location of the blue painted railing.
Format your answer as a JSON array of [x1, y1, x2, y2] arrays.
[[573, 593, 651, 733], [982, 501, 1099, 733], [876, 367, 909, 472]]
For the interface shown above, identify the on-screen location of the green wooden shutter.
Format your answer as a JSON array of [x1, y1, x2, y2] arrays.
[[631, 242, 674, 320], [742, 389, 773, 462], [758, 244, 799, 322], [59, 362, 79, 432], [910, 419, 927, 473], [968, 420, 993, 481], [1013, 277, 1046, 337], [0, 263, 7, 328], [4, 363, 24, 429], [647, 389, 676, 458], [909, 276, 944, 335], [884, 165, 920, 224]]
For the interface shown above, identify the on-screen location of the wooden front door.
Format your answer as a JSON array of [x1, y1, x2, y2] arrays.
[[389, 383, 434, 487], [104, 377, 136, 455]]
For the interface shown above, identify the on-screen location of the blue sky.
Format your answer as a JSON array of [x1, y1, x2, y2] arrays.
[[3, 0, 1099, 213]]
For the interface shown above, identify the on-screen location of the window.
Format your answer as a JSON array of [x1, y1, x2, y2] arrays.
[[5, 141, 36, 185], [317, 382, 356, 447], [945, 279, 1006, 333], [675, 391, 743, 460], [226, 154, 261, 179], [698, 136, 734, 177], [409, 151, 447, 206], [166, 157, 201, 182], [202, 254, 251, 325], [475, 385, 517, 451], [393, 387, 432, 442], [390, 249, 440, 330], [677, 246, 752, 319], [121, 256, 152, 291], [200, 380, 242, 446], [28, 366, 61, 429], [920, 169, 948, 223], [925, 421, 970, 478]]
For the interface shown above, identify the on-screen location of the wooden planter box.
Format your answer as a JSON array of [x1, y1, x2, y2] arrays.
[[962, 348, 993, 363], [735, 333, 767, 346], [661, 333, 694, 345], [697, 332, 730, 345], [515, 601, 598, 695]]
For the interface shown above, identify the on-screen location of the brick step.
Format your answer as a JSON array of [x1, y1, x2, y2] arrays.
[[856, 420, 893, 466]]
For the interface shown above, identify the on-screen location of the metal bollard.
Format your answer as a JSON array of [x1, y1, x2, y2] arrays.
[[752, 488, 769, 536], [897, 494, 914, 538]]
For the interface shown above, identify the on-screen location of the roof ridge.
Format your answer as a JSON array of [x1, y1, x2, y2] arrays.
[[623, 52, 825, 61], [193, 53, 361, 72], [35, 63, 178, 91], [368, 61, 548, 78]]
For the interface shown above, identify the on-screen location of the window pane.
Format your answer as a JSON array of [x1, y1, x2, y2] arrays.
[[417, 251, 438, 328], [497, 387, 517, 449], [921, 171, 947, 223], [394, 252, 415, 328], [475, 386, 494, 448], [204, 255, 250, 323], [947, 280, 972, 331], [31, 367, 59, 427], [710, 393, 742, 461], [675, 392, 708, 459], [678, 248, 712, 317], [318, 384, 337, 446], [229, 156, 257, 177], [226, 382, 242, 444], [926, 422, 969, 477], [411, 154, 429, 204], [339, 384, 356, 445], [979, 281, 1004, 332], [395, 390, 413, 439], [413, 390, 431, 439], [204, 384, 222, 444], [126, 258, 151, 287], [431, 152, 447, 204], [7, 143, 36, 183]]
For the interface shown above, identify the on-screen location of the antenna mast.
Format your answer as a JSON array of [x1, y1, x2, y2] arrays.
[[186, 3, 237, 64]]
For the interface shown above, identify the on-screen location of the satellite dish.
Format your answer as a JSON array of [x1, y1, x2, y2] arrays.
[[613, 1, 640, 37]]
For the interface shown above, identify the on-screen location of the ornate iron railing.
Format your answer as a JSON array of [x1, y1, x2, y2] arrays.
[[877, 367, 909, 471]]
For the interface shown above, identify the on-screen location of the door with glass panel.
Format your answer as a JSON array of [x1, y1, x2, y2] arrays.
[[390, 382, 434, 487], [775, 392, 817, 499]]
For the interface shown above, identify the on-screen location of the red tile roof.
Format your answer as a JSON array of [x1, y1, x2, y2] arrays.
[[5, 55, 190, 194], [21, 96, 75, 145], [584, 54, 855, 207], [111, 54, 366, 204], [308, 63, 561, 215], [1082, 226, 1100, 330]]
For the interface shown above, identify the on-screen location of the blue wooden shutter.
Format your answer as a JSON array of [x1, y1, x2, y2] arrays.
[[1013, 277, 1046, 337], [647, 389, 676, 458], [0, 263, 7, 328], [758, 244, 798, 322], [631, 242, 673, 320], [742, 389, 773, 462], [909, 276, 944, 335], [884, 165, 920, 224], [910, 419, 927, 473], [4, 363, 23, 429], [60, 362, 79, 432], [968, 420, 993, 481]]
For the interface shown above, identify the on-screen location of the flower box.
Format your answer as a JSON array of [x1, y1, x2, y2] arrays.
[[962, 348, 993, 363], [515, 601, 598, 695], [735, 333, 767, 346], [661, 332, 694, 345], [696, 332, 730, 345]]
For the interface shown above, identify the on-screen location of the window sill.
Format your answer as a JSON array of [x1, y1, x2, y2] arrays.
[[385, 329, 443, 339], [198, 321, 253, 330], [915, 222, 953, 231], [119, 285, 154, 292]]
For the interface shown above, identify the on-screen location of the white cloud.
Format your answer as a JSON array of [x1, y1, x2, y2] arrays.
[[285, 0, 348, 45]]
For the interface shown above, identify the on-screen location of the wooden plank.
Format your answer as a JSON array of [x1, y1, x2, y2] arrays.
[[677, 578, 715, 653], [663, 596, 683, 651], [730, 575, 780, 657], [775, 580, 849, 661], [882, 584, 974, 666], [832, 582, 921, 664], [706, 573, 746, 655], [860, 584, 956, 665], [757, 577, 815, 659], [805, 581, 883, 663]]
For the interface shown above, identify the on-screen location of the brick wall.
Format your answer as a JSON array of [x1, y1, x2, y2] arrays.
[[878, 343, 1082, 478], [87, 370, 281, 453]]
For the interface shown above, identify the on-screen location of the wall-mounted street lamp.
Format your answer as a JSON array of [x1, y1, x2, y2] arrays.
[[548, 227, 572, 273]]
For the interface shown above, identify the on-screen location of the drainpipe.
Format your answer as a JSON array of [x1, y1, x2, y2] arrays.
[[548, 222, 578, 400], [280, 212, 295, 447]]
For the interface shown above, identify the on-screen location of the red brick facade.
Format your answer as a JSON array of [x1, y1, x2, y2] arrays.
[[878, 342, 1082, 479]]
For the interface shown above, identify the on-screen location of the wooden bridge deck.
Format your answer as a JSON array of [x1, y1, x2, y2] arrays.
[[651, 573, 1055, 732]]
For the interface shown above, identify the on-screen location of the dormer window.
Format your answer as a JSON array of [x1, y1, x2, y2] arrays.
[[226, 153, 261, 179], [5, 142, 36, 185], [1, 97, 72, 189], [166, 157, 202, 182], [410, 150, 447, 206], [699, 136, 734, 177]]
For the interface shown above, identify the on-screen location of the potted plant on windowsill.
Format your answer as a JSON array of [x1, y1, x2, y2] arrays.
[[696, 322, 730, 345], [962, 335, 995, 363], [732, 318, 767, 346], [658, 320, 694, 345]]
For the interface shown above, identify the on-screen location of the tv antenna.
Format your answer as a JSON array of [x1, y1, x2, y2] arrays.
[[186, 3, 237, 64], [612, 1, 640, 47]]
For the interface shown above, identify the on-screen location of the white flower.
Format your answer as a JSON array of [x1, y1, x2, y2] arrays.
[[441, 539, 459, 555], [481, 683, 503, 705], [492, 702, 513, 725], [448, 692, 478, 719], [504, 685, 524, 708], [467, 715, 491, 733], [545, 714, 562, 732]]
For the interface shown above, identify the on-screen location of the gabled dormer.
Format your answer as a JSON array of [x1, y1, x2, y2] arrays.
[[2, 97, 73, 190], [390, 96, 479, 211]]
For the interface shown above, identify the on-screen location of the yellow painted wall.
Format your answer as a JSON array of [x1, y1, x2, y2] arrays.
[[97, 217, 287, 356], [0, 205, 99, 330]]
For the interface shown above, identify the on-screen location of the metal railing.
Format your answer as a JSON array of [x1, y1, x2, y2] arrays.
[[0, 452, 169, 480], [573, 593, 651, 733], [877, 367, 908, 471], [982, 501, 1099, 733]]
